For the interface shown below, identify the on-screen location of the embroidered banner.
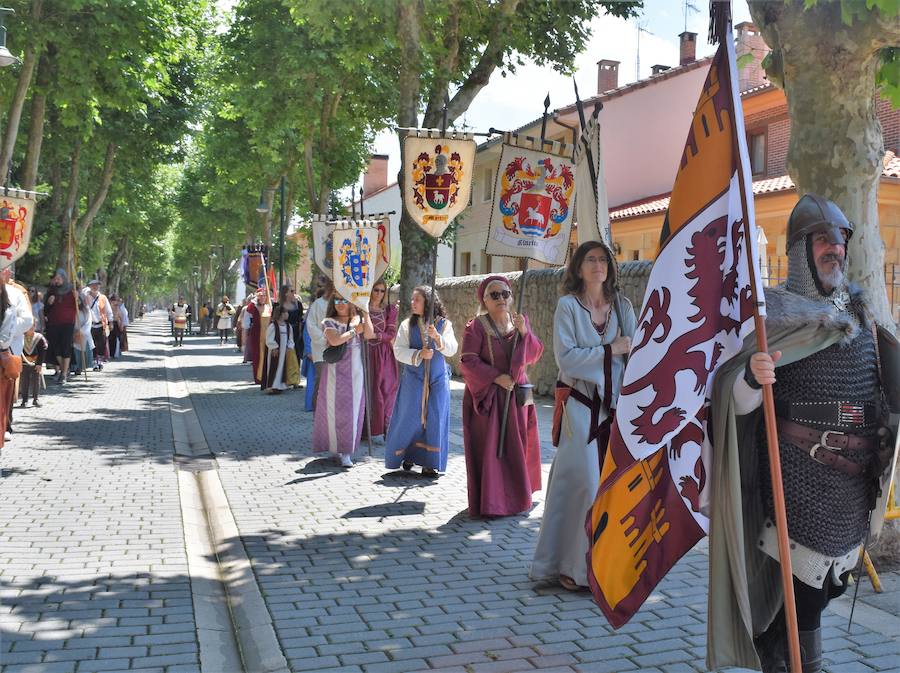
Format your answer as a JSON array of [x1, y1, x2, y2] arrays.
[[573, 114, 611, 247], [586, 24, 765, 628], [484, 134, 576, 265], [313, 214, 390, 283], [332, 224, 377, 313], [403, 130, 476, 238], [311, 215, 334, 278], [0, 189, 37, 266]]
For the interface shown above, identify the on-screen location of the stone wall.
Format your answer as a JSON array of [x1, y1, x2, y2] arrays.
[[433, 261, 652, 396]]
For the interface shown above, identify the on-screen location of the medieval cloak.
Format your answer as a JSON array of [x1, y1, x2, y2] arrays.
[[706, 286, 900, 671], [530, 293, 636, 587], [460, 314, 544, 518], [265, 321, 294, 391], [384, 317, 458, 472], [366, 303, 400, 437], [247, 300, 271, 385], [312, 318, 365, 456]]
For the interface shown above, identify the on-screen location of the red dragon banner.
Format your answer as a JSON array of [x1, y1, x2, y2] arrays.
[[586, 25, 764, 628]]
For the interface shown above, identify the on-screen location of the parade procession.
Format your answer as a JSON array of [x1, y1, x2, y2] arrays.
[[1, 1, 899, 673]]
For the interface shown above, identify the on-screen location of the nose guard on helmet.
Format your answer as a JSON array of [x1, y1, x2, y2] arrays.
[[787, 193, 854, 248]]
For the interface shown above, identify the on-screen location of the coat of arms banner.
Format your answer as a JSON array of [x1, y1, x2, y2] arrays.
[[0, 189, 37, 266], [402, 130, 476, 238], [313, 214, 391, 282], [484, 134, 577, 265], [332, 224, 377, 313], [311, 215, 335, 277]]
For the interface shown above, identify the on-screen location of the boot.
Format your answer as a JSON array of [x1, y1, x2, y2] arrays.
[[799, 628, 822, 673], [754, 621, 787, 673]]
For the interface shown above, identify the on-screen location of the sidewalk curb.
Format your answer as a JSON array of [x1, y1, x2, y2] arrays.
[[165, 346, 289, 673]]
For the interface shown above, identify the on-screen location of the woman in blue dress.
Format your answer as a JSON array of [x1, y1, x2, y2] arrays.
[[385, 286, 458, 477]]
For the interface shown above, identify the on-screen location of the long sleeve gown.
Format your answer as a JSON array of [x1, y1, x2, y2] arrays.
[[530, 293, 636, 587], [366, 303, 399, 437], [460, 314, 544, 517], [384, 317, 458, 472]]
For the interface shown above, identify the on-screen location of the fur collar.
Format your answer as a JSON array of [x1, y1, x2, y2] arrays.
[[763, 284, 869, 346]]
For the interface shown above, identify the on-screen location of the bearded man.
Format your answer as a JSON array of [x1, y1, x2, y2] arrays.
[[706, 194, 899, 673]]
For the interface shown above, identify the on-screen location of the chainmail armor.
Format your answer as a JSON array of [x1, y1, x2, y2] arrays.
[[758, 323, 878, 556]]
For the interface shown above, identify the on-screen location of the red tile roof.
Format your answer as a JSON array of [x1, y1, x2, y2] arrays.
[[610, 163, 899, 221]]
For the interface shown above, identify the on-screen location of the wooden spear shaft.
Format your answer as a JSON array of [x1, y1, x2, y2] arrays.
[[735, 144, 803, 673]]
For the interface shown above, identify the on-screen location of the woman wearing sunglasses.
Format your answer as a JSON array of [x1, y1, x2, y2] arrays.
[[312, 294, 375, 468], [385, 285, 458, 477], [530, 240, 635, 591], [460, 275, 544, 518], [365, 279, 399, 444]]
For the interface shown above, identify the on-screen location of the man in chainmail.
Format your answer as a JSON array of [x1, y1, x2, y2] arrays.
[[705, 194, 899, 673]]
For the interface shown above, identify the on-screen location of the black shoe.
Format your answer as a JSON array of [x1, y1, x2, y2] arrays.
[[32, 399, 41, 408], [422, 468, 440, 478], [19, 400, 26, 408], [402, 460, 414, 471]]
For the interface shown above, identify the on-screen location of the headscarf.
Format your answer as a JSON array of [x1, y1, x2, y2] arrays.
[[54, 268, 73, 294], [477, 275, 510, 306]]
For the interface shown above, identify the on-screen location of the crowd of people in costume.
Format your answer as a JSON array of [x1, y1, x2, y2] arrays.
[[233, 241, 633, 542], [0, 267, 134, 454], [216, 196, 897, 673]]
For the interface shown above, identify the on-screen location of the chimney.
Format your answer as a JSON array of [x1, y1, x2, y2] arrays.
[[596, 59, 620, 94], [362, 154, 389, 196], [735, 22, 769, 91], [678, 31, 697, 66], [651, 64, 670, 76]]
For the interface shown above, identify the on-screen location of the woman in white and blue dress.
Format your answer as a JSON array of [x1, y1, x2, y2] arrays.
[[530, 240, 636, 591], [384, 286, 457, 477]]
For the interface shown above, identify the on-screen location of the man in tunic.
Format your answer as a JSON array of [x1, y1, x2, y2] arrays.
[[245, 286, 271, 385], [83, 279, 113, 367], [707, 194, 899, 673]]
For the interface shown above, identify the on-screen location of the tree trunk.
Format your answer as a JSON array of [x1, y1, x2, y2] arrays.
[[749, 0, 899, 327], [73, 141, 117, 243], [57, 138, 82, 271], [22, 51, 51, 191], [396, 0, 433, 307]]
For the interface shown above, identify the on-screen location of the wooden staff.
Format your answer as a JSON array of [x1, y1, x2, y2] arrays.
[[420, 96, 449, 431], [420, 247, 437, 429], [361, 315, 374, 457], [496, 94, 549, 459], [731, 74, 803, 673]]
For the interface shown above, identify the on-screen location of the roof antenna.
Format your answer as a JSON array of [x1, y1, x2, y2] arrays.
[[683, 0, 699, 32], [636, 22, 654, 81]]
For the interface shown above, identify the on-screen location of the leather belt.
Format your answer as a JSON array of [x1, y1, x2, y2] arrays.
[[776, 417, 877, 477], [775, 400, 876, 428]]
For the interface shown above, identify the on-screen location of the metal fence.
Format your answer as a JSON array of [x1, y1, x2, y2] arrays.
[[762, 257, 900, 324]]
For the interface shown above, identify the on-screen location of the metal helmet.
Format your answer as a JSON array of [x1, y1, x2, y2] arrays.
[[785, 193, 852, 302], [786, 193, 853, 248]]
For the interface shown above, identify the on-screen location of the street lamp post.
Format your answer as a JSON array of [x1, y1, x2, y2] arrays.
[[0, 8, 21, 68], [256, 175, 287, 289]]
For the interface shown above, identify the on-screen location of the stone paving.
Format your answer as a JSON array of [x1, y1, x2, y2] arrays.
[[1, 315, 200, 673], [173, 318, 900, 673], [1, 313, 897, 673]]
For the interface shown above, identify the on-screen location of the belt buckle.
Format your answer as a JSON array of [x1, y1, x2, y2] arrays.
[[820, 430, 846, 451]]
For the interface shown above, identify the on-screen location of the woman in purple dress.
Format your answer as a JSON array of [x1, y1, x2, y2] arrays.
[[460, 275, 543, 517], [312, 296, 375, 468], [366, 279, 399, 443]]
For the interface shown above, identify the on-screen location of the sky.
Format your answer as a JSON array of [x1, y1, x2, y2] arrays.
[[360, 0, 752, 191]]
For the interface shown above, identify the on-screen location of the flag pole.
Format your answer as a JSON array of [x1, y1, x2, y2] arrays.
[[725, 24, 803, 673], [495, 94, 549, 459], [361, 324, 374, 457], [421, 95, 450, 430]]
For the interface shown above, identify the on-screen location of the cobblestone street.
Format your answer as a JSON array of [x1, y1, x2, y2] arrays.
[[2, 313, 898, 673]]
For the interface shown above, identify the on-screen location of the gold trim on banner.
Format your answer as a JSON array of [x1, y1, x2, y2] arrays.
[[409, 129, 475, 141], [502, 133, 575, 159]]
